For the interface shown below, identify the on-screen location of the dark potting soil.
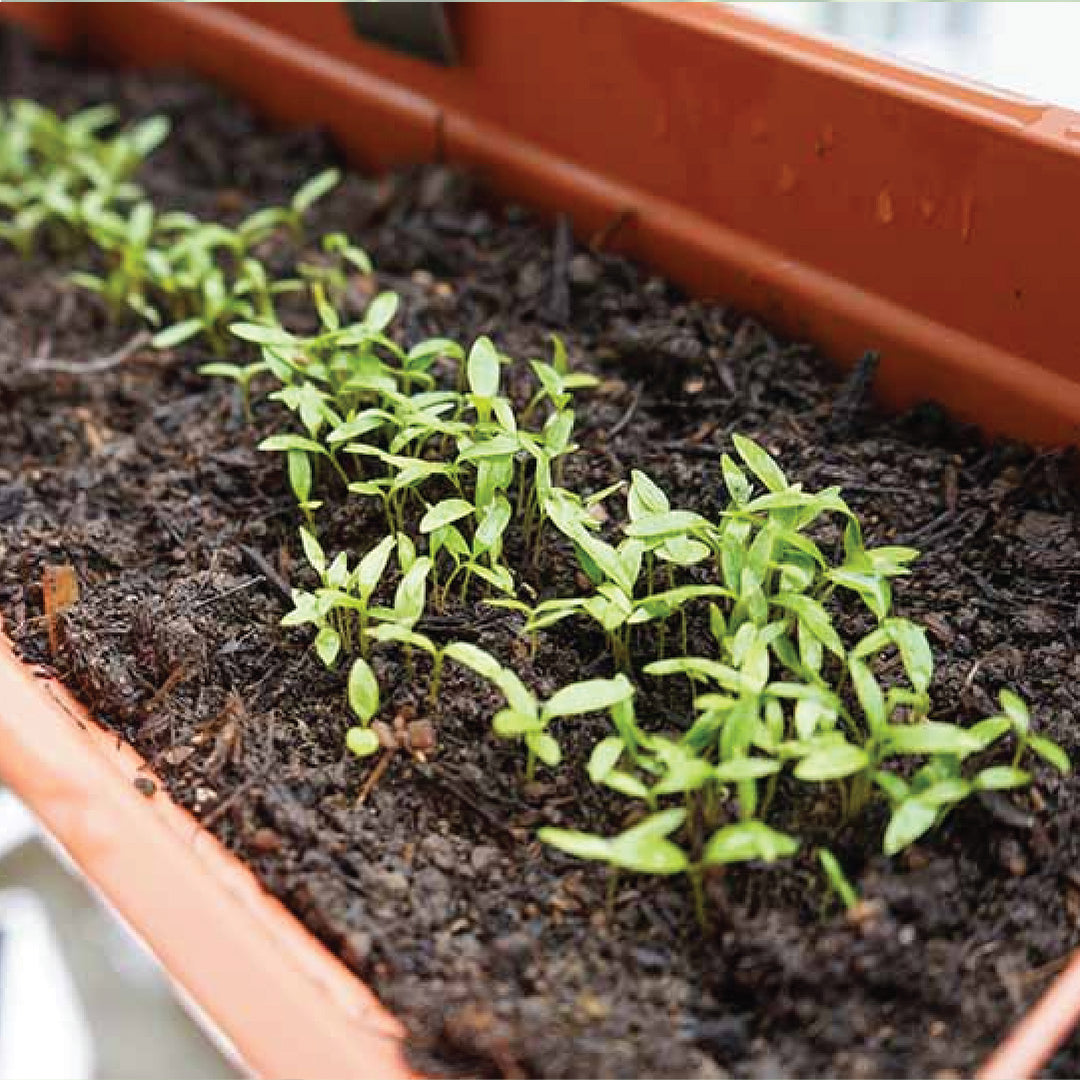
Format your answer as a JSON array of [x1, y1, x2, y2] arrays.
[[2, 33, 1080, 1080]]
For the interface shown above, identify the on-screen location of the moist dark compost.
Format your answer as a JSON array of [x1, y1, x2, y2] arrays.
[[2, 32, 1080, 1080]]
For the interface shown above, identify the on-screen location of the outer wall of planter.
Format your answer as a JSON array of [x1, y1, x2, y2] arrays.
[[0, 3, 1078, 1078]]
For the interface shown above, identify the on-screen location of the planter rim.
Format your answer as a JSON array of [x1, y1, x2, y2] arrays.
[[641, 2, 1080, 148], [132, 0, 1080, 445], [0, 630, 412, 1080], [0, 3, 1078, 1077]]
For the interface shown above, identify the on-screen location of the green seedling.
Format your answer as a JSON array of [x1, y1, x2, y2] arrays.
[[0, 102, 167, 258], [971, 688, 1071, 774], [345, 656, 382, 759], [258, 377, 353, 498], [236, 168, 340, 242], [541, 807, 691, 876], [69, 199, 161, 325], [282, 530, 397, 662], [450, 644, 634, 780], [298, 231, 372, 306], [197, 358, 270, 425], [364, 632, 505, 716], [152, 266, 261, 353], [541, 809, 798, 925], [588, 731, 720, 810], [359, 550, 434, 678], [230, 288, 406, 403], [366, 542, 432, 631], [626, 469, 712, 569], [144, 214, 298, 350], [378, 389, 471, 460], [347, 446, 456, 532], [503, 673, 636, 780], [421, 494, 515, 603], [818, 849, 858, 911], [0, 100, 351, 357], [523, 334, 599, 419], [498, 488, 727, 667], [402, 337, 466, 396]]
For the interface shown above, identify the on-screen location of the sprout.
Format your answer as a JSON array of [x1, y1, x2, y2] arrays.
[[818, 849, 858, 911], [451, 644, 634, 781], [345, 657, 382, 759]]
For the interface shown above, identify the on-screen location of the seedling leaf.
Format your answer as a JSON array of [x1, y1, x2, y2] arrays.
[[347, 658, 380, 723], [346, 726, 381, 759], [420, 498, 474, 534], [732, 433, 788, 492], [704, 821, 799, 865], [543, 676, 633, 720]]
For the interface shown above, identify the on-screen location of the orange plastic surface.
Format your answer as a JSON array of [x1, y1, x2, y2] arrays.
[[0, 632, 412, 1080], [94, 1, 1080, 445]]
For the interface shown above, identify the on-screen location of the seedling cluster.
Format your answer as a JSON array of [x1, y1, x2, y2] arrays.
[[10, 100, 1068, 918], [240, 285, 1070, 913], [0, 99, 344, 353]]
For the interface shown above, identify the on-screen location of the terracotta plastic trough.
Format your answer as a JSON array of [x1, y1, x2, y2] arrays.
[[1, 3, 1079, 1077]]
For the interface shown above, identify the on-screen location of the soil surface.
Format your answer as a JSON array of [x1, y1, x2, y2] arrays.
[[3, 33, 1080, 1080]]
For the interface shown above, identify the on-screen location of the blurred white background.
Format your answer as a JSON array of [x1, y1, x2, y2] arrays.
[[733, 2, 1080, 111], [0, 791, 234, 1080]]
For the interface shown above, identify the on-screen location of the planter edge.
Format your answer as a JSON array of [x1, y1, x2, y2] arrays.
[[192, 1, 1080, 444], [0, 633, 412, 1080]]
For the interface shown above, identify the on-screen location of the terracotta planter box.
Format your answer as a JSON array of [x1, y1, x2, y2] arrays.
[[1, 3, 1078, 1077]]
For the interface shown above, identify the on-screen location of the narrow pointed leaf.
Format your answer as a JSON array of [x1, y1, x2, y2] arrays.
[[539, 828, 612, 863], [420, 498, 474, 534], [444, 642, 504, 682], [543, 676, 633, 720], [1027, 735, 1070, 774], [884, 799, 938, 855], [794, 743, 869, 782], [732, 434, 788, 492], [467, 336, 501, 398], [884, 722, 982, 758], [704, 821, 799, 865]]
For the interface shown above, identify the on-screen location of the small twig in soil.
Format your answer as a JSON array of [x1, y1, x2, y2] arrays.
[[961, 566, 1077, 611], [826, 349, 880, 437], [813, 473, 914, 497], [239, 543, 291, 601], [141, 664, 191, 716], [412, 761, 518, 844], [188, 575, 264, 612], [547, 213, 573, 324], [976, 791, 1035, 831], [356, 748, 396, 807], [27, 330, 151, 376], [607, 382, 642, 439], [899, 508, 962, 546], [590, 206, 635, 252], [201, 776, 261, 830], [661, 441, 726, 460]]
